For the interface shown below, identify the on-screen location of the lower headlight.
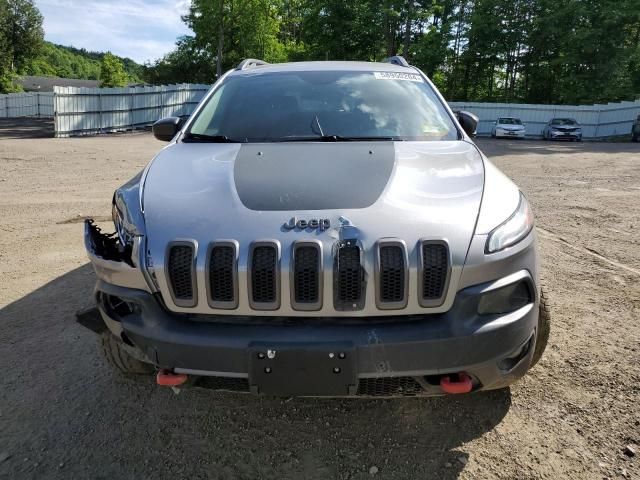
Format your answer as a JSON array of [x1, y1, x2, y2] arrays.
[[485, 193, 534, 253], [478, 281, 532, 315]]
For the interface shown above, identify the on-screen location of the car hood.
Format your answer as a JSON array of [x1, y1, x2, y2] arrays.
[[142, 140, 484, 268]]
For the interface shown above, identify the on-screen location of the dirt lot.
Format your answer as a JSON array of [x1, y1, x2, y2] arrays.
[[0, 130, 639, 480]]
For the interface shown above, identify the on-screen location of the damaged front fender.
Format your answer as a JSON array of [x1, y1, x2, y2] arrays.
[[84, 167, 158, 293], [113, 171, 147, 240]]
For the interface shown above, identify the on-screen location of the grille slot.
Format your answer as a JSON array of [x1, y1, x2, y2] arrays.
[[249, 243, 280, 310], [419, 241, 449, 307], [357, 377, 425, 396], [377, 242, 407, 309], [292, 242, 322, 311], [167, 243, 196, 307], [207, 242, 238, 309], [334, 243, 365, 311]]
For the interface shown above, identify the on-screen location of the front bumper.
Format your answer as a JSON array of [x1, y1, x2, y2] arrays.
[[94, 270, 539, 397], [549, 130, 581, 140], [495, 129, 526, 138]]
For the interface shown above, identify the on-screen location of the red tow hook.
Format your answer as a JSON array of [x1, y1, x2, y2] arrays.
[[156, 369, 188, 387], [440, 373, 473, 394]]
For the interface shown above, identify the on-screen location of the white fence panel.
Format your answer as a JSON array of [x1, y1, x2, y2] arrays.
[[0, 92, 53, 118], [449, 100, 640, 138], [39, 92, 54, 116], [53, 84, 210, 137]]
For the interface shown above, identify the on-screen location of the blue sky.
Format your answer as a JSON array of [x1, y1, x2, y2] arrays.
[[34, 0, 193, 64]]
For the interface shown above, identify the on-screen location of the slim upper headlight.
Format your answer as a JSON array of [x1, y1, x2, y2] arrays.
[[112, 202, 125, 243], [485, 193, 534, 253], [112, 202, 133, 247]]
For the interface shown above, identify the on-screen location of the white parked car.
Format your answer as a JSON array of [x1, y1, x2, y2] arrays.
[[491, 117, 526, 139]]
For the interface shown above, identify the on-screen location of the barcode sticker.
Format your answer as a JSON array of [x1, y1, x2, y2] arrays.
[[374, 71, 423, 82]]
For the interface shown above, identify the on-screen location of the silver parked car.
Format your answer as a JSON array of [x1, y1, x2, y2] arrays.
[[78, 57, 550, 397], [543, 118, 583, 141], [491, 117, 526, 139]]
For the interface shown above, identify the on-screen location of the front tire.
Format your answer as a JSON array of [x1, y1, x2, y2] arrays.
[[100, 332, 155, 375], [530, 288, 551, 368]]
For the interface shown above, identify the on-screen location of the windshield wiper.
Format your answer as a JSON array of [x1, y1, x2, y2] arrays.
[[183, 132, 243, 143], [274, 135, 395, 142]]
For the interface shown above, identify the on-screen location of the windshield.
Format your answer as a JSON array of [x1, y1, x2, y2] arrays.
[[551, 118, 577, 126], [187, 70, 458, 142], [498, 118, 522, 125]]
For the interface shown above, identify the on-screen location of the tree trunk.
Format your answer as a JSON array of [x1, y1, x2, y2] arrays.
[[216, 0, 224, 78], [385, 12, 394, 56], [447, 1, 466, 97], [403, 0, 413, 57]]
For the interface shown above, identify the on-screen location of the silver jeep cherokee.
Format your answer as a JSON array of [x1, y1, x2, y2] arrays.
[[79, 57, 550, 397]]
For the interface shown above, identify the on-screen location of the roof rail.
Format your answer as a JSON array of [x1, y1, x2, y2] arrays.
[[382, 55, 410, 67], [236, 58, 269, 71]]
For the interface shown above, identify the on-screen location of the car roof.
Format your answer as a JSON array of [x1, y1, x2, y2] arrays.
[[229, 61, 419, 76]]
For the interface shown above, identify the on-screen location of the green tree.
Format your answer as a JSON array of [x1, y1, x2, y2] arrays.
[[0, 0, 44, 92], [100, 52, 129, 87], [178, 0, 290, 79], [142, 0, 640, 104], [143, 36, 214, 84], [0, 0, 43, 71]]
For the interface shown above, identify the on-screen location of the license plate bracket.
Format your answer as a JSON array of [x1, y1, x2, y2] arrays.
[[249, 343, 356, 396]]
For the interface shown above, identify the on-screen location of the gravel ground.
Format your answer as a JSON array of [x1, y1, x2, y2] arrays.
[[0, 130, 639, 480]]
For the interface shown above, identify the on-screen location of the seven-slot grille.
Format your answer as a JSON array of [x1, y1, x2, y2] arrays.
[[208, 243, 237, 309], [249, 243, 280, 309], [292, 243, 322, 310], [419, 242, 449, 307], [165, 239, 450, 311], [167, 243, 196, 307]]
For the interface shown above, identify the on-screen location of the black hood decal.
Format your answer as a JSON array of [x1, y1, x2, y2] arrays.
[[234, 143, 395, 211]]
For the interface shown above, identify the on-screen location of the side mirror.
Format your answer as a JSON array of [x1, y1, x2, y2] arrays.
[[456, 110, 479, 137], [152, 117, 184, 142]]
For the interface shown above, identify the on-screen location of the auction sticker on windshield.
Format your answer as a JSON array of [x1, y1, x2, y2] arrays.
[[374, 71, 423, 82]]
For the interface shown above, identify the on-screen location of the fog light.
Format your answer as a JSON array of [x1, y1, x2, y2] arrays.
[[100, 292, 137, 319], [478, 281, 531, 315], [497, 335, 534, 371]]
